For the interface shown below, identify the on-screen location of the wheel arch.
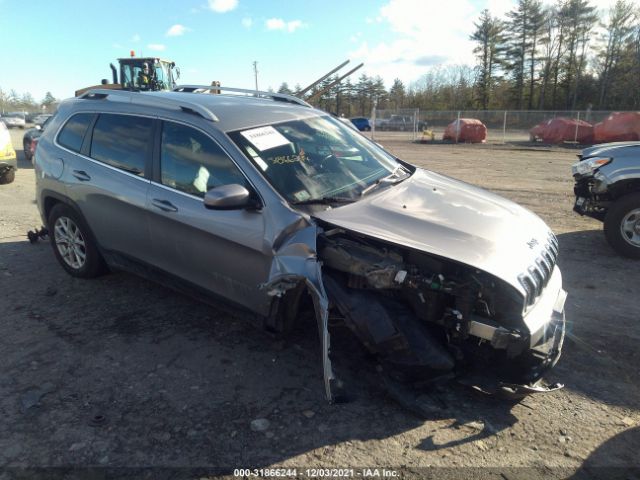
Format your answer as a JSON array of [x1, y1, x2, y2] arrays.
[[608, 178, 640, 201], [40, 190, 100, 249]]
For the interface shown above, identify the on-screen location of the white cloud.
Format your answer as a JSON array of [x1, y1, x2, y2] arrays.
[[286, 20, 304, 32], [131, 33, 141, 42], [207, 0, 238, 13], [166, 24, 189, 36], [147, 44, 166, 51], [266, 18, 285, 30], [349, 0, 478, 86], [241, 17, 253, 28], [265, 18, 306, 33]]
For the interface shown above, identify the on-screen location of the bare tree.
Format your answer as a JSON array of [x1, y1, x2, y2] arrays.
[[596, 0, 637, 107]]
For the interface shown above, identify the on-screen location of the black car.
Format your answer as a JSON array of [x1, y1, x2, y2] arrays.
[[22, 116, 52, 162]]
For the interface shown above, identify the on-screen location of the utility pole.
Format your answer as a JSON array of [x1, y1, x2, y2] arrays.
[[253, 61, 259, 92]]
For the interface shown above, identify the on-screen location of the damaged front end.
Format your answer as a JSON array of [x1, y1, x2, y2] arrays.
[[263, 220, 566, 405], [318, 229, 566, 397]]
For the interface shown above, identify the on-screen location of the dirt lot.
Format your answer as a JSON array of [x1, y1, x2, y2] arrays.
[[1, 129, 639, 479]]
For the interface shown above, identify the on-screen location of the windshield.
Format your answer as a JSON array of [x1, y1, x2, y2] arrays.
[[229, 115, 404, 203], [153, 63, 171, 89], [121, 62, 165, 90]]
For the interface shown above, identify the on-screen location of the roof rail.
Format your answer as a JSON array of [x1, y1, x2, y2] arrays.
[[172, 85, 313, 108], [78, 89, 219, 122]]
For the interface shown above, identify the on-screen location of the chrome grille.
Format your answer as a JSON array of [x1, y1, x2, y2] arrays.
[[518, 234, 559, 308]]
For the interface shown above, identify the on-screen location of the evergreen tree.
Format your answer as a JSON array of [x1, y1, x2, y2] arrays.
[[526, 0, 547, 109], [504, 0, 533, 109], [277, 82, 293, 94], [561, 0, 598, 109], [389, 79, 406, 110], [470, 9, 504, 109]]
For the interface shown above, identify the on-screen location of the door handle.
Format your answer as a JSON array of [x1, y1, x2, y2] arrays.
[[151, 198, 178, 212], [72, 170, 91, 181]]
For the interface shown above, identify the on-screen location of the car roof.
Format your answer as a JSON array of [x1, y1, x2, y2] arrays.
[[69, 90, 323, 132], [160, 91, 319, 130]]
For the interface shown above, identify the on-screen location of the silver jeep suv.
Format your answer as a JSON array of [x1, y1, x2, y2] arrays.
[[35, 86, 567, 402]]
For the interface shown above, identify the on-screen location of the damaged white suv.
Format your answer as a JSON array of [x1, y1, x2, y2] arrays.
[[35, 86, 567, 403]]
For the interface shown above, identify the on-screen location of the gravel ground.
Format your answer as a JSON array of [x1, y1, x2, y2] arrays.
[[0, 129, 638, 480]]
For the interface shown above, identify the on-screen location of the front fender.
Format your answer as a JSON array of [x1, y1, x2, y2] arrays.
[[260, 223, 338, 403]]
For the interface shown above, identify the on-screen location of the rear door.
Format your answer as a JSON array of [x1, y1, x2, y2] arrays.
[[145, 120, 270, 313], [61, 112, 155, 263]]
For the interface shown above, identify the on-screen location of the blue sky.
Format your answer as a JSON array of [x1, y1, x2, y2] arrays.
[[0, 0, 620, 102]]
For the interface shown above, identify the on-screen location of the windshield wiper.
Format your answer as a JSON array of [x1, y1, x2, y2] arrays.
[[291, 196, 355, 206], [360, 165, 411, 197]]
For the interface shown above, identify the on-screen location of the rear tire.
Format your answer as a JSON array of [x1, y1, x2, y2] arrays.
[[48, 203, 107, 277], [604, 192, 640, 259], [23, 140, 32, 161]]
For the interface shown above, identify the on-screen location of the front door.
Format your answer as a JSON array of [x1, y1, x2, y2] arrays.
[[146, 120, 270, 313]]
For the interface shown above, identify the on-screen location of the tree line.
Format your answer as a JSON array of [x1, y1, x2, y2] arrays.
[[471, 0, 639, 111], [0, 88, 58, 114], [280, 0, 639, 115], [6, 0, 639, 120]]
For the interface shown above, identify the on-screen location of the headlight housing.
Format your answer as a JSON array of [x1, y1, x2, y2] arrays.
[[572, 157, 612, 176]]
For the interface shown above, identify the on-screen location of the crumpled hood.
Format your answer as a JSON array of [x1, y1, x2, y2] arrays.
[[313, 168, 555, 296]]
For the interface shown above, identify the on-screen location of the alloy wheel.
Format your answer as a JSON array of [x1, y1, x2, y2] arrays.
[[54, 216, 87, 269], [620, 208, 640, 247]]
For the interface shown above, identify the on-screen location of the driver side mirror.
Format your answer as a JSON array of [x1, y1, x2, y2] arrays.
[[203, 184, 259, 210]]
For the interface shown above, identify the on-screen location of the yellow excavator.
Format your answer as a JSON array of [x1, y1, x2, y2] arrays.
[[75, 51, 180, 97]]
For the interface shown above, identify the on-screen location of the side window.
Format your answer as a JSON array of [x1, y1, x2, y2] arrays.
[[90, 114, 152, 176], [57, 113, 93, 153], [160, 121, 248, 197]]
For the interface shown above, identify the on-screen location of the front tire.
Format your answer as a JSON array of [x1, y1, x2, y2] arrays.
[[48, 204, 107, 277], [604, 193, 640, 259]]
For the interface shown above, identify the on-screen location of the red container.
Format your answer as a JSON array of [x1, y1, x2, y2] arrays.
[[537, 117, 594, 144], [443, 118, 487, 143], [594, 112, 640, 143]]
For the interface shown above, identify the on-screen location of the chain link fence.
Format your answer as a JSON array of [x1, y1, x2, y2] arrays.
[[367, 109, 624, 144]]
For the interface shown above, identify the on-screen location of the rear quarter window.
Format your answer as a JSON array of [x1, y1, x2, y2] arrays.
[[57, 113, 94, 153]]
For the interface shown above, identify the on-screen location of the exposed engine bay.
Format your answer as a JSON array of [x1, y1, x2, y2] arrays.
[[316, 228, 565, 397]]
